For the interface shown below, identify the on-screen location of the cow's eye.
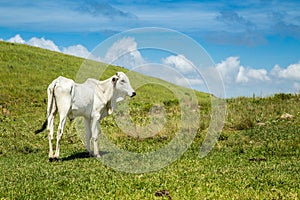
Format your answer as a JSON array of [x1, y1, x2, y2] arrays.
[[121, 80, 126, 84]]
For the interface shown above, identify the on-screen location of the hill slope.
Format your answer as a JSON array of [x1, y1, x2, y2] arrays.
[[0, 41, 299, 199], [0, 40, 211, 149]]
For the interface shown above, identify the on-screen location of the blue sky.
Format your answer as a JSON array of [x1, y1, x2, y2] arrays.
[[1, 0, 300, 97]]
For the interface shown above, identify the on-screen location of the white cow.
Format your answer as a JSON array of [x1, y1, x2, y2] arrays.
[[35, 72, 136, 161]]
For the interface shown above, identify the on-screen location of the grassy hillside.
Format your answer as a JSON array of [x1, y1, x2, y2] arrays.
[[0, 41, 299, 199]]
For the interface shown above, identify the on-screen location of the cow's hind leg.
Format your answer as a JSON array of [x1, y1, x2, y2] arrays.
[[52, 85, 72, 161], [53, 112, 67, 160], [47, 100, 57, 160]]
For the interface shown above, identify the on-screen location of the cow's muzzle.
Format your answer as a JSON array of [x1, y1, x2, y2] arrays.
[[131, 92, 136, 97]]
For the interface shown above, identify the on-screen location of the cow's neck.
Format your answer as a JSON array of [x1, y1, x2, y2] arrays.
[[100, 78, 117, 115], [100, 78, 115, 101]]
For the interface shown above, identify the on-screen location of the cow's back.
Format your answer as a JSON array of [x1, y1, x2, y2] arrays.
[[54, 76, 74, 93], [52, 76, 75, 116], [54, 76, 74, 101]]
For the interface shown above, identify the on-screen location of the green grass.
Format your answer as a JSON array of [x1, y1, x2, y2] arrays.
[[0, 41, 299, 199]]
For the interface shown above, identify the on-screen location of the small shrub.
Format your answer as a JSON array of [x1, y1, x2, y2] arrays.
[[235, 117, 255, 130], [163, 99, 179, 107], [273, 93, 293, 100]]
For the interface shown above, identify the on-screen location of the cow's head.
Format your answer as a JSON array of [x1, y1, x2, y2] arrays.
[[112, 72, 136, 101]]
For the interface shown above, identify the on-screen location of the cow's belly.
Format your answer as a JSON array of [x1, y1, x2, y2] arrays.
[[69, 100, 93, 119], [68, 108, 90, 120]]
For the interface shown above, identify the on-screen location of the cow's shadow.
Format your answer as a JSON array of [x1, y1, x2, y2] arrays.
[[61, 151, 109, 161]]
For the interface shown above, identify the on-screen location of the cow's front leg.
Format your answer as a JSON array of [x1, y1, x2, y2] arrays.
[[48, 132, 54, 159], [91, 116, 101, 158], [84, 118, 92, 156]]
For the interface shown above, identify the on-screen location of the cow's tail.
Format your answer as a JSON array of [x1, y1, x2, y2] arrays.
[[34, 119, 48, 134], [35, 79, 57, 134]]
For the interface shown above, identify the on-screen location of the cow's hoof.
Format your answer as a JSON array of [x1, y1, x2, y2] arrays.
[[49, 157, 60, 162], [95, 154, 101, 158]]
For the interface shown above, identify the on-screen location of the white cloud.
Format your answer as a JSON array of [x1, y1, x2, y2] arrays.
[[27, 37, 60, 52], [271, 62, 300, 80], [62, 44, 93, 59], [103, 37, 145, 69], [157, 54, 204, 89], [214, 57, 300, 96], [215, 56, 270, 84], [269, 62, 300, 93], [133, 63, 204, 91], [247, 68, 269, 81], [162, 54, 195, 74], [5, 35, 144, 65], [215, 56, 240, 84], [6, 34, 96, 59], [7, 34, 26, 44], [236, 66, 270, 83], [236, 66, 248, 83], [214, 56, 280, 97]]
